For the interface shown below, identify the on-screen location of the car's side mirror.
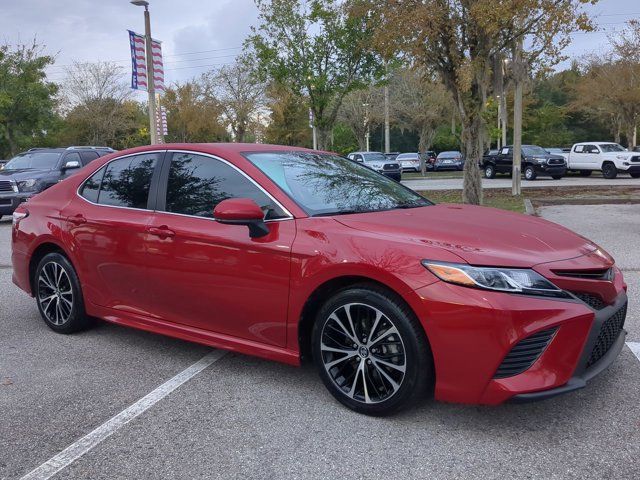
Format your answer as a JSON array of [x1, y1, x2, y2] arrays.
[[213, 198, 269, 238], [63, 160, 81, 170]]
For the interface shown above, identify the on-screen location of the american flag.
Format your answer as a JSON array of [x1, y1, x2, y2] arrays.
[[128, 30, 165, 91]]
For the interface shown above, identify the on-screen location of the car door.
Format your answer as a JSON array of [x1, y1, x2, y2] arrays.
[[498, 147, 512, 171], [583, 144, 601, 168], [63, 151, 164, 315], [570, 144, 588, 168], [143, 151, 296, 347]]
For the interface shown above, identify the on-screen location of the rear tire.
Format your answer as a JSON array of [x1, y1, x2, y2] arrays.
[[35, 252, 91, 334], [602, 162, 618, 179], [484, 164, 496, 179], [312, 285, 433, 416], [524, 165, 537, 181]]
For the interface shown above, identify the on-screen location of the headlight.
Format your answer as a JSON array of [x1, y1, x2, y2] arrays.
[[616, 155, 628, 160], [422, 261, 569, 298], [533, 157, 547, 164], [17, 179, 38, 192]]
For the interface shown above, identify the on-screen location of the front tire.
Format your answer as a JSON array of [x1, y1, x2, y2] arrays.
[[602, 162, 618, 179], [484, 164, 496, 179], [35, 252, 90, 334], [524, 165, 537, 181], [312, 285, 433, 416]]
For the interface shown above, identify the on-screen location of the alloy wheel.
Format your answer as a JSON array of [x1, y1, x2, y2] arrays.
[[320, 303, 406, 404], [37, 261, 73, 326]]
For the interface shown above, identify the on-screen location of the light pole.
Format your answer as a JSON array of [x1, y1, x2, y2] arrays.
[[363, 103, 370, 152], [131, 0, 157, 145]]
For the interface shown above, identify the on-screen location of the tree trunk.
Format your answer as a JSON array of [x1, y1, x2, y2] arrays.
[[460, 113, 484, 205], [625, 124, 636, 150], [418, 125, 435, 177], [316, 127, 332, 151], [4, 124, 18, 156]]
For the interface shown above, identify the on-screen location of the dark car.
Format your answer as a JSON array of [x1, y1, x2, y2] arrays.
[[482, 145, 566, 180], [0, 147, 114, 219], [347, 151, 402, 181], [434, 151, 464, 171]]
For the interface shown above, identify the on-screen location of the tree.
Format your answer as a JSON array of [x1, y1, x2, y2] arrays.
[[370, 0, 594, 204], [203, 56, 265, 143], [338, 86, 383, 151], [264, 82, 312, 146], [0, 41, 57, 157], [390, 69, 451, 174], [572, 21, 640, 149], [163, 80, 228, 143], [249, 0, 383, 150], [61, 62, 138, 147]]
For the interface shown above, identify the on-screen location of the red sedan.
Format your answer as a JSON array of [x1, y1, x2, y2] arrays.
[[11, 144, 628, 415]]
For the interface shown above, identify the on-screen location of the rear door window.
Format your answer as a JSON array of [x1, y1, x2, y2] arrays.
[[81, 153, 160, 209], [80, 151, 100, 166]]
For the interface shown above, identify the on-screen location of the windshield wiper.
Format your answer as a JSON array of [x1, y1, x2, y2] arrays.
[[313, 209, 374, 217], [394, 201, 429, 209]]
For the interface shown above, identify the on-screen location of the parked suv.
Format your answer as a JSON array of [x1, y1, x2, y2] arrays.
[[482, 145, 566, 180], [0, 147, 114, 219], [347, 151, 401, 181]]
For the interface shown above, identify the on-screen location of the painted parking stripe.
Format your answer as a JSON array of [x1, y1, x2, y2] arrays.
[[20, 350, 226, 480], [628, 342, 640, 364]]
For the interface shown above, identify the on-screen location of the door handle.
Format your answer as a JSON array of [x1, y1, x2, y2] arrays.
[[67, 214, 86, 225], [147, 226, 175, 238]]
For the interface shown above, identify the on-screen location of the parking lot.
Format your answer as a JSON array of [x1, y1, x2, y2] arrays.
[[1, 205, 639, 480]]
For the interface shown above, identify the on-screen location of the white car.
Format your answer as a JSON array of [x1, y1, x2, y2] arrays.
[[396, 152, 420, 172], [566, 142, 640, 179]]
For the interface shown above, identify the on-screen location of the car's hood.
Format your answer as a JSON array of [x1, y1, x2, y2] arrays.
[[0, 168, 50, 180], [335, 204, 597, 267]]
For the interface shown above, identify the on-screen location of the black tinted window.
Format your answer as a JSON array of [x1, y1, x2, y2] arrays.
[[165, 153, 286, 219], [97, 153, 158, 209], [80, 167, 105, 203], [80, 151, 99, 165]]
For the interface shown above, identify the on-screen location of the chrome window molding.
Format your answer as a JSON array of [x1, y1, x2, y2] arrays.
[[75, 148, 295, 222]]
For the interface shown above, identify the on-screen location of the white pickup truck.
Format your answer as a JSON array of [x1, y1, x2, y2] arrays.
[[566, 142, 640, 179]]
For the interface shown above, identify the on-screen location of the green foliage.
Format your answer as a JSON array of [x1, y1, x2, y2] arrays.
[[330, 121, 359, 155], [264, 83, 312, 147], [249, 0, 383, 148], [0, 41, 58, 158]]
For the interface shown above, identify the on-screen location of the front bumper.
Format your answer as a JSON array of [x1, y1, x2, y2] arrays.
[[535, 164, 566, 176], [0, 192, 33, 216], [410, 264, 627, 405]]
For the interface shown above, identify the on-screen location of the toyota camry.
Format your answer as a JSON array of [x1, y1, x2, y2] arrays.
[[11, 144, 627, 415]]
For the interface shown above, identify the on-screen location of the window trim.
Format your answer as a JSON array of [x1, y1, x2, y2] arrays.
[[154, 150, 294, 222], [76, 150, 167, 212]]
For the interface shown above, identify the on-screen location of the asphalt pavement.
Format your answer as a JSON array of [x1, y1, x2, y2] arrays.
[[403, 174, 640, 191], [1, 205, 639, 480]]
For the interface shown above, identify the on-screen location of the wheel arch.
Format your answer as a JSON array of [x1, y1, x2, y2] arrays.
[[28, 241, 69, 293], [297, 275, 429, 364]]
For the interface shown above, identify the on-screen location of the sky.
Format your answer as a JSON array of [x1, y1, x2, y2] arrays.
[[0, 0, 637, 98]]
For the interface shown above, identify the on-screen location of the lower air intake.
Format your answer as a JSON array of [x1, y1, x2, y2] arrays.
[[494, 328, 557, 379]]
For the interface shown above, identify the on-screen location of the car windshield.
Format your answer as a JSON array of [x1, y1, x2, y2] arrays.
[[545, 148, 562, 153], [600, 143, 625, 153], [397, 154, 418, 160], [522, 146, 549, 156], [4, 152, 61, 170], [246, 151, 431, 216], [362, 153, 387, 163]]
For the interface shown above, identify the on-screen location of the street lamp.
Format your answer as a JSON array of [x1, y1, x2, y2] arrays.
[[131, 0, 158, 144]]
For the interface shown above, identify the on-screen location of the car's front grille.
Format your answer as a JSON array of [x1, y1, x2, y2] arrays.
[[630, 156, 640, 163], [573, 292, 607, 310], [383, 163, 400, 171], [586, 302, 627, 368], [548, 158, 565, 165], [0, 180, 13, 192], [494, 327, 557, 379]]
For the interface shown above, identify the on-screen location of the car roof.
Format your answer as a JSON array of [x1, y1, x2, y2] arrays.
[[102, 143, 314, 157], [349, 151, 384, 155], [573, 142, 619, 146]]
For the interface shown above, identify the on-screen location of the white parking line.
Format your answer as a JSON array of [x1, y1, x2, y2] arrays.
[[628, 342, 640, 364], [20, 350, 226, 480]]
